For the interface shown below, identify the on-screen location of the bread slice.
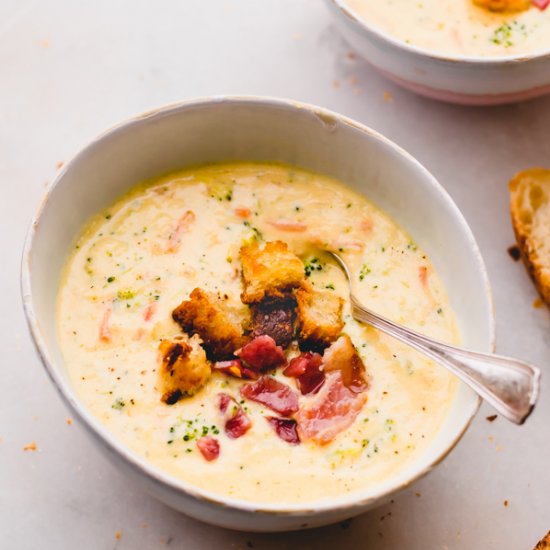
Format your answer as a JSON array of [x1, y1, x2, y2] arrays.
[[509, 168, 550, 306]]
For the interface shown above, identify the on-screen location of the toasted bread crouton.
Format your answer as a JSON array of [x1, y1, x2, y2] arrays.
[[240, 240, 305, 303], [172, 288, 249, 360], [509, 169, 550, 306], [535, 531, 550, 549], [296, 286, 344, 349], [158, 335, 211, 404], [473, 0, 530, 12], [250, 295, 297, 348]]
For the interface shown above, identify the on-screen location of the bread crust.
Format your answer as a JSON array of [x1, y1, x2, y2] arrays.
[[534, 531, 550, 549], [240, 240, 305, 303], [172, 288, 249, 360], [509, 168, 550, 307]]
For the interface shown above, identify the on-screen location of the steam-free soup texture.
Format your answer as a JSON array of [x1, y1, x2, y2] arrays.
[[58, 163, 459, 504], [346, 0, 550, 57]]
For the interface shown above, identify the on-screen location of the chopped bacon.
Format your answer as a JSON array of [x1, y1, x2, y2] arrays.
[[99, 305, 112, 342], [240, 376, 299, 417], [196, 436, 220, 461], [296, 371, 367, 445], [143, 301, 157, 322], [236, 335, 287, 371], [217, 393, 252, 439], [533, 0, 550, 9], [234, 206, 251, 219], [323, 335, 368, 393], [268, 219, 308, 232], [165, 210, 195, 253], [283, 352, 325, 395], [265, 417, 300, 445], [213, 359, 259, 380]]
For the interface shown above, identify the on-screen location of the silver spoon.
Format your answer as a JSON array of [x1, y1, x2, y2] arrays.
[[329, 251, 541, 425]]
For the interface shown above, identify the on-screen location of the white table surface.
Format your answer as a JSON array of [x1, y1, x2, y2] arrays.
[[2, 1, 549, 548]]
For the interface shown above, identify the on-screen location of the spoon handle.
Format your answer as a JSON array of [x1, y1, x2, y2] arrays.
[[350, 297, 541, 424]]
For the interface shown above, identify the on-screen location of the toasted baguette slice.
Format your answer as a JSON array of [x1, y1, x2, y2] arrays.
[[509, 168, 550, 307]]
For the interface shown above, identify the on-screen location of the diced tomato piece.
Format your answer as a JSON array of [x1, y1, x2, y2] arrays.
[[283, 352, 325, 395], [265, 417, 300, 445], [236, 335, 287, 371], [196, 436, 220, 461], [240, 376, 299, 417], [296, 371, 367, 445]]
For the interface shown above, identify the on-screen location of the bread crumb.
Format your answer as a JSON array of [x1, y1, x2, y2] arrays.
[[332, 79, 340, 88], [486, 414, 497, 422], [503, 499, 508, 507], [39, 39, 50, 49], [507, 245, 521, 261], [346, 51, 356, 60], [56, 161, 64, 169], [383, 91, 394, 103], [533, 298, 544, 308], [348, 75, 358, 86], [66, 418, 73, 425], [23, 442, 37, 451], [115, 531, 121, 540], [415, 492, 421, 497]]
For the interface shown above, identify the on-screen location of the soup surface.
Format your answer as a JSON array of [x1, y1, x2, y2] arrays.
[[345, 0, 550, 57], [57, 163, 459, 504]]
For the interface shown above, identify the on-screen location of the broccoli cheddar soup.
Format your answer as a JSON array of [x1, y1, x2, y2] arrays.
[[345, 0, 550, 57], [58, 162, 460, 504]]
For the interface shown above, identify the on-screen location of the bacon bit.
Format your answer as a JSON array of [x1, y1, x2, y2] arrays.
[[360, 219, 373, 233], [241, 376, 299, 417], [23, 442, 37, 451], [296, 371, 367, 445], [332, 239, 365, 252], [323, 335, 369, 393], [165, 210, 195, 253], [99, 306, 112, 342], [236, 335, 287, 371], [143, 301, 157, 322], [234, 206, 251, 219], [217, 393, 252, 439], [283, 352, 325, 395], [418, 266, 429, 288], [213, 359, 259, 380], [196, 436, 220, 461], [267, 219, 308, 232], [265, 417, 300, 445], [533, 0, 550, 9]]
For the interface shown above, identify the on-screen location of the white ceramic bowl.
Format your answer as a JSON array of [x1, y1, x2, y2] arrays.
[[21, 97, 494, 531], [325, 0, 550, 106]]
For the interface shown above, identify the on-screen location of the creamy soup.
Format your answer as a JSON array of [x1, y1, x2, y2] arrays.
[[57, 163, 459, 504], [346, 0, 550, 57]]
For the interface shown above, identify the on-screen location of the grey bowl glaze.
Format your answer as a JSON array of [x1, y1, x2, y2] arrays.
[[21, 97, 494, 531]]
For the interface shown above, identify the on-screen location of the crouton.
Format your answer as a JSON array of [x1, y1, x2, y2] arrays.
[[473, 0, 530, 12], [172, 288, 249, 360], [509, 169, 550, 307], [250, 295, 297, 348], [535, 531, 550, 549], [158, 335, 211, 404], [296, 286, 344, 350], [240, 240, 305, 303]]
